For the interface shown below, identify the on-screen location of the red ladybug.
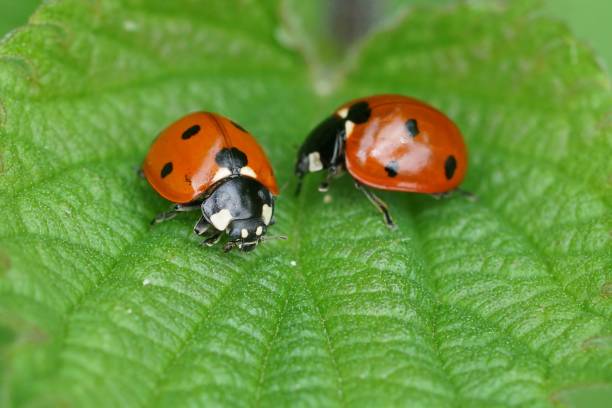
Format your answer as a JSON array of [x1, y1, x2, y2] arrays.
[[142, 112, 280, 252], [295, 94, 469, 228]]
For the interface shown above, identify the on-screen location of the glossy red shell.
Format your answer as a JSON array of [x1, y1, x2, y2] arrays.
[[143, 112, 279, 204], [341, 95, 467, 194]]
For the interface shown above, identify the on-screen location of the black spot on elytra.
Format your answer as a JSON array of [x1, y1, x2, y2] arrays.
[[231, 120, 247, 132], [181, 125, 201, 140], [445, 155, 457, 180], [215, 147, 248, 170], [384, 161, 399, 177], [347, 101, 371, 124], [406, 119, 419, 137], [161, 162, 173, 178]]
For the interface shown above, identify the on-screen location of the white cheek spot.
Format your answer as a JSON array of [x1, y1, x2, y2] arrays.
[[212, 167, 232, 183], [256, 226, 263, 236], [337, 107, 349, 119], [240, 166, 257, 178], [241, 228, 249, 238], [210, 209, 233, 230], [308, 152, 323, 172], [345, 120, 355, 138], [262, 204, 273, 225]]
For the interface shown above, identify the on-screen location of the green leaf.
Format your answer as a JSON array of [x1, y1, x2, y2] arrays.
[[1, 0, 610, 407], [0, 0, 40, 36]]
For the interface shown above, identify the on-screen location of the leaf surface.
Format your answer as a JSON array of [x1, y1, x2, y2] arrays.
[[0, 0, 610, 407]]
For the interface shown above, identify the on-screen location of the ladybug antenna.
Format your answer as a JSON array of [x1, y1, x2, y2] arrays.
[[260, 235, 288, 242]]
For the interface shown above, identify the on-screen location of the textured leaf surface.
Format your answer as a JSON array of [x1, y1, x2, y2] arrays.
[[0, 0, 611, 407]]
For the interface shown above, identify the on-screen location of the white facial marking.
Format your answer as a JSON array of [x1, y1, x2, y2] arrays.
[[337, 107, 349, 119], [345, 120, 355, 138], [212, 167, 232, 183], [256, 226, 263, 236], [241, 228, 249, 238], [240, 166, 257, 178], [210, 209, 233, 231], [307, 151, 323, 172], [262, 204, 273, 225]]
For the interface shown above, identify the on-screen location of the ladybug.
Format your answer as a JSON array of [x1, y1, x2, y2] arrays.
[[295, 94, 469, 228], [142, 112, 280, 252]]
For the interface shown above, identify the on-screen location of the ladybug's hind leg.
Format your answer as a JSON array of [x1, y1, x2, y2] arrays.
[[151, 202, 201, 225], [354, 181, 396, 229]]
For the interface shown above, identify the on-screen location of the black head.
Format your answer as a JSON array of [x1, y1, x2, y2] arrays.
[[295, 115, 344, 176], [295, 101, 372, 194], [202, 176, 275, 252], [226, 218, 267, 252]]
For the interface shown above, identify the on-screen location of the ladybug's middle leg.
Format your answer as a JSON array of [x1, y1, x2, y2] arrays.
[[151, 202, 201, 225], [354, 181, 396, 229]]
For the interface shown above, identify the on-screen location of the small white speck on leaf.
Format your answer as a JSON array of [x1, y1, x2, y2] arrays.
[[123, 20, 139, 31], [323, 194, 332, 204], [290, 260, 297, 267], [143, 278, 151, 286]]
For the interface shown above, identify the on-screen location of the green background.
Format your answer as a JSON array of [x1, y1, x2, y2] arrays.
[[2, 0, 611, 70]]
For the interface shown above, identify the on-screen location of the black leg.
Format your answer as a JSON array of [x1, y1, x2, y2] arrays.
[[430, 188, 477, 202], [318, 166, 344, 192], [151, 203, 201, 225], [354, 181, 396, 229], [223, 241, 237, 252], [202, 232, 222, 247], [456, 188, 477, 201], [193, 216, 210, 236], [430, 192, 452, 200], [295, 174, 304, 196]]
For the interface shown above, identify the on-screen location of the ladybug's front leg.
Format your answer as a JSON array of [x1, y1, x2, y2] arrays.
[[193, 216, 210, 236], [318, 166, 344, 192], [151, 202, 201, 225], [319, 132, 345, 192], [201, 232, 222, 247]]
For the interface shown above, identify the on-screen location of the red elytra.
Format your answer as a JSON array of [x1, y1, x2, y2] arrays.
[[143, 112, 279, 204], [342, 94, 467, 193]]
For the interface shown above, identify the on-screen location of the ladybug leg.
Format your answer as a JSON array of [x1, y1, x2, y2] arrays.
[[202, 232, 222, 247], [135, 166, 145, 179], [318, 167, 343, 192], [193, 216, 210, 236], [223, 241, 237, 252], [318, 171, 333, 192], [430, 189, 477, 202], [430, 192, 452, 200], [319, 132, 346, 192], [151, 203, 201, 225], [354, 181, 396, 229], [456, 188, 478, 201]]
